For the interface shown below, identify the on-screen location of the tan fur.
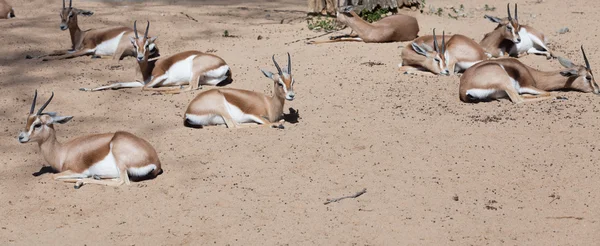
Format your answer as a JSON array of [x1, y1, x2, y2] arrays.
[[479, 21, 520, 58], [311, 10, 419, 44], [185, 71, 294, 128], [41, 4, 150, 61], [19, 94, 162, 188], [0, 0, 14, 19], [460, 58, 599, 103], [443, 34, 489, 75], [399, 35, 452, 74]]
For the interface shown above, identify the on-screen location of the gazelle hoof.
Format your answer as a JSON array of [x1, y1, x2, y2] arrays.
[[555, 96, 568, 100], [93, 175, 101, 180], [74, 182, 83, 189], [276, 124, 285, 129]]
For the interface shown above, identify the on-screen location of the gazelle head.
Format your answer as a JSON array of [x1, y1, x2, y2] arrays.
[[59, 0, 93, 31], [336, 5, 357, 25], [18, 91, 73, 144], [557, 46, 600, 94], [261, 53, 296, 101], [130, 20, 158, 62], [484, 3, 521, 44], [411, 29, 449, 75]]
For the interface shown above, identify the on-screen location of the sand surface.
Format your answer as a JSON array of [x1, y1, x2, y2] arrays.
[[1, 0, 599, 245]]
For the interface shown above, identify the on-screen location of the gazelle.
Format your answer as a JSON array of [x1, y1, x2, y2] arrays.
[[308, 5, 419, 44], [184, 54, 295, 129], [399, 29, 487, 75], [18, 91, 162, 189], [480, 4, 552, 58], [459, 46, 598, 103], [39, 0, 157, 61], [80, 21, 231, 93], [0, 0, 15, 19]]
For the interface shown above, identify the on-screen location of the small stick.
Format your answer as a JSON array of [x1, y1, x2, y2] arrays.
[[324, 188, 367, 205], [180, 12, 198, 22], [285, 26, 347, 45], [546, 216, 584, 220]]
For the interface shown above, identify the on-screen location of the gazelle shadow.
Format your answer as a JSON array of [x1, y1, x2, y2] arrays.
[[283, 107, 300, 124]]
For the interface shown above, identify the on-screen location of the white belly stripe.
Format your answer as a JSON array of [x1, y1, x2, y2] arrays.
[[163, 55, 195, 86], [95, 32, 126, 56]]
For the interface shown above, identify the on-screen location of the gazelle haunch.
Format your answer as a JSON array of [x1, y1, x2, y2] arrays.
[[0, 0, 15, 19], [40, 0, 157, 61], [399, 29, 487, 75], [184, 54, 295, 129], [81, 21, 230, 93], [18, 91, 162, 189], [459, 46, 598, 103], [480, 4, 552, 59], [309, 5, 419, 44]]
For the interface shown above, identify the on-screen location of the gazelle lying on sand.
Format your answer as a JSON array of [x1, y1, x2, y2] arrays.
[[184, 54, 295, 129], [18, 91, 162, 189], [0, 0, 15, 19], [81, 21, 231, 93], [38, 0, 157, 61], [480, 4, 552, 59], [399, 29, 488, 75], [459, 46, 598, 103], [309, 5, 419, 44]]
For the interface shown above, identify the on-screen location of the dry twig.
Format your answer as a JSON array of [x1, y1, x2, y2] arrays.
[[324, 188, 367, 205]]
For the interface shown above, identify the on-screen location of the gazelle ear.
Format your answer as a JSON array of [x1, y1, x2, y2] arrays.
[[411, 43, 428, 57], [129, 37, 136, 44], [49, 115, 73, 124], [148, 36, 158, 43], [261, 69, 274, 79], [484, 15, 502, 23], [558, 56, 575, 68], [560, 69, 579, 77]]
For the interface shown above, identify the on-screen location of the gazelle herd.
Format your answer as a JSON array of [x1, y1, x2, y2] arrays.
[[4, 1, 598, 188]]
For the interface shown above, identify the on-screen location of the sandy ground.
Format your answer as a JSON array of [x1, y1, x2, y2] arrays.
[[1, 0, 599, 245]]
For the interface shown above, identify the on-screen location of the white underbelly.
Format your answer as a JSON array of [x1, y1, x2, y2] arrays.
[[456, 60, 481, 72], [94, 32, 126, 56], [185, 113, 226, 126], [516, 29, 534, 53], [82, 148, 119, 178], [225, 101, 265, 124], [465, 89, 507, 100], [163, 55, 195, 85]]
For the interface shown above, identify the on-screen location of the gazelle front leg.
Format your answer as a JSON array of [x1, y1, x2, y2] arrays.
[[74, 168, 130, 189], [42, 49, 95, 61], [53, 170, 87, 180]]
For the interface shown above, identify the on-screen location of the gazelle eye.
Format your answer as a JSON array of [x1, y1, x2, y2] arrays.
[[507, 26, 512, 30], [586, 75, 592, 80], [34, 123, 42, 128], [434, 58, 440, 62]]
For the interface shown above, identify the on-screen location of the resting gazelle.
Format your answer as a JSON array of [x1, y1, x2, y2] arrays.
[[18, 91, 162, 189], [309, 5, 419, 44], [399, 29, 488, 75], [480, 4, 552, 58], [460, 46, 598, 103], [184, 54, 295, 128], [81, 21, 231, 93], [39, 0, 157, 61]]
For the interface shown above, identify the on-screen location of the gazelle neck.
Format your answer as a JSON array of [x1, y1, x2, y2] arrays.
[[527, 68, 571, 91], [339, 11, 372, 36], [137, 57, 156, 84], [268, 80, 286, 122], [68, 16, 84, 51], [38, 128, 64, 171], [479, 28, 506, 56]]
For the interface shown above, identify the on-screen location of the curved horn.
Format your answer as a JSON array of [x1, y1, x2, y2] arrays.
[[62, 0, 65, 9], [145, 21, 150, 38], [287, 52, 291, 74], [69, 0, 72, 8], [30, 90, 38, 115], [514, 3, 518, 21], [272, 55, 283, 76], [582, 45, 591, 70], [507, 3, 512, 20], [433, 29, 439, 53], [441, 31, 446, 55], [133, 20, 139, 39], [37, 92, 54, 115]]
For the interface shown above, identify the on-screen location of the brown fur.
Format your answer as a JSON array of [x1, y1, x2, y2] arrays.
[[479, 21, 520, 58], [460, 58, 599, 103], [400, 34, 453, 74]]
